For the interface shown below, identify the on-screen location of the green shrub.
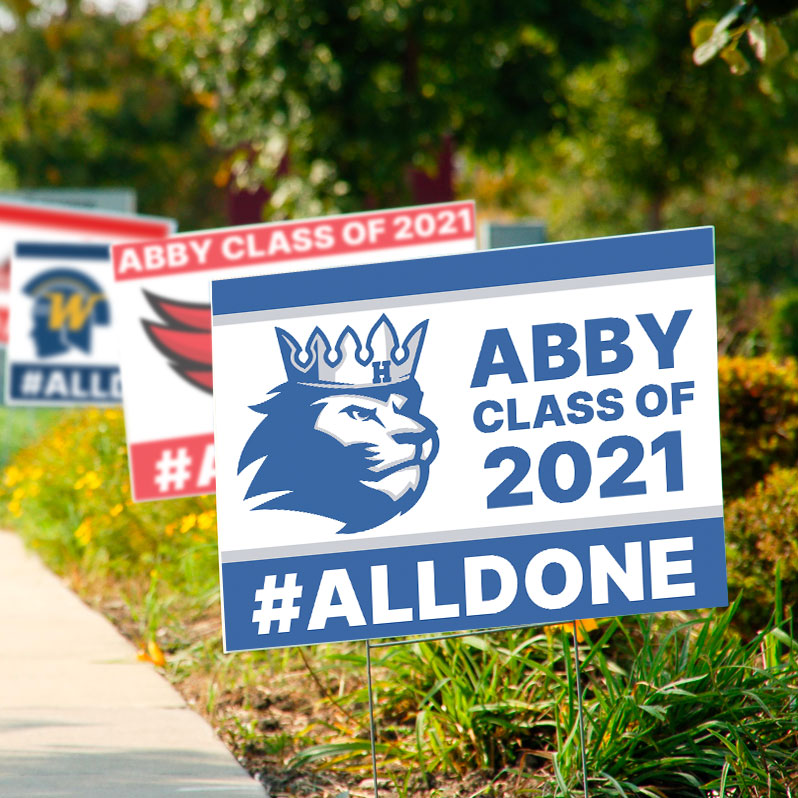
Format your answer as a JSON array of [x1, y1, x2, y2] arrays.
[[575, 604, 798, 797], [296, 606, 798, 795], [0, 408, 219, 640], [0, 405, 61, 468], [718, 356, 798, 498], [725, 466, 798, 633]]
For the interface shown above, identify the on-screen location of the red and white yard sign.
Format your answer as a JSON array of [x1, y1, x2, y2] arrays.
[[0, 200, 175, 347], [110, 201, 476, 501]]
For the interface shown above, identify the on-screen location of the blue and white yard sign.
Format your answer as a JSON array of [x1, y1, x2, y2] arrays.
[[211, 227, 726, 652], [5, 242, 121, 405]]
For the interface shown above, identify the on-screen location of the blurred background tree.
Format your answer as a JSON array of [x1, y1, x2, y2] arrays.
[[0, 0, 796, 353], [0, 0, 225, 229], [463, 0, 798, 354], [142, 0, 633, 219], [0, 158, 16, 189]]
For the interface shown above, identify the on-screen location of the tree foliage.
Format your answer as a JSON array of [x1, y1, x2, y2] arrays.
[[465, 0, 798, 322], [689, 0, 797, 72], [0, 2, 225, 229], [143, 0, 631, 217]]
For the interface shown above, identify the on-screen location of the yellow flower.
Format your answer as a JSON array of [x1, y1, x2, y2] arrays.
[[74, 519, 92, 546], [12, 487, 26, 501], [109, 504, 124, 517], [74, 471, 102, 491], [139, 639, 166, 667], [164, 522, 176, 537], [180, 514, 197, 534], [4, 465, 22, 487], [8, 500, 22, 518], [545, 618, 599, 643], [197, 511, 216, 530]]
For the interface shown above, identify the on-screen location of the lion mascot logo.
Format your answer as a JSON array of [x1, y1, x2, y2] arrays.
[[238, 314, 439, 534]]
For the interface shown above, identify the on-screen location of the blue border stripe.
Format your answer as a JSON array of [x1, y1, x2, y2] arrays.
[[220, 515, 727, 651], [211, 227, 714, 317], [15, 242, 110, 259]]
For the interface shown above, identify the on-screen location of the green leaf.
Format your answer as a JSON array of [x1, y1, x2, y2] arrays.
[[764, 22, 789, 63], [747, 18, 767, 61], [721, 44, 751, 74], [694, 24, 731, 65], [289, 740, 382, 768], [691, 19, 718, 48]]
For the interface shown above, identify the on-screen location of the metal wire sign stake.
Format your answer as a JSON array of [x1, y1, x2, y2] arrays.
[[363, 622, 591, 798], [572, 621, 590, 798]]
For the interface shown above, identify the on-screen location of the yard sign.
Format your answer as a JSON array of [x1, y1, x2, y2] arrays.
[[0, 188, 136, 214], [0, 199, 174, 348], [210, 227, 727, 652], [110, 201, 476, 502], [5, 243, 120, 406]]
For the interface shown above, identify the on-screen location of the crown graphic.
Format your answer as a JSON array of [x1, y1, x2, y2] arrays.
[[275, 314, 428, 388]]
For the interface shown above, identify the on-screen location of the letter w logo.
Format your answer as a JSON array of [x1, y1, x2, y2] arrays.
[[46, 292, 104, 331]]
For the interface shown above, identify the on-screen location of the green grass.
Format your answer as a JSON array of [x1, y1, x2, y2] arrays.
[[573, 603, 798, 796], [291, 603, 798, 796], [0, 349, 64, 466], [0, 406, 63, 467]]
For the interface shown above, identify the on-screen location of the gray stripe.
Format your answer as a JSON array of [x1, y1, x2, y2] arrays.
[[220, 504, 724, 563], [213, 263, 714, 326]]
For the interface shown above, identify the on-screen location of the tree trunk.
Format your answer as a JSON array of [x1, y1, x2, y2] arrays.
[[647, 192, 666, 231], [408, 135, 455, 205]]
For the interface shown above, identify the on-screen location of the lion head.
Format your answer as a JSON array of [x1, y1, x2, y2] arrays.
[[238, 379, 439, 534]]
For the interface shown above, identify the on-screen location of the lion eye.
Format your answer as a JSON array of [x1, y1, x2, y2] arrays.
[[343, 405, 381, 424]]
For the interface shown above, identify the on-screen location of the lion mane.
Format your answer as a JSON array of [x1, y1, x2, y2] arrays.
[[238, 380, 437, 534]]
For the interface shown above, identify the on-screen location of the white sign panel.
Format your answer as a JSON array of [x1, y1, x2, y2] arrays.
[[111, 201, 476, 502], [5, 243, 120, 405], [210, 227, 727, 651]]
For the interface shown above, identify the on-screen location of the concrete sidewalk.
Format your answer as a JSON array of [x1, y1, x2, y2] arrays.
[[0, 530, 265, 797]]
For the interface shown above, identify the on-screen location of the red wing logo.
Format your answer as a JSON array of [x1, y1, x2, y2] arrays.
[[141, 291, 212, 393]]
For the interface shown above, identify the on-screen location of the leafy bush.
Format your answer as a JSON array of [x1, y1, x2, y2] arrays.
[[574, 603, 798, 797], [718, 356, 798, 498], [725, 466, 798, 633], [0, 406, 61, 468], [0, 408, 219, 639], [298, 605, 798, 795]]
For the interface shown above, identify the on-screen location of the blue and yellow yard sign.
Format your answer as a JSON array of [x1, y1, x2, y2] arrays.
[[5, 242, 120, 405]]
